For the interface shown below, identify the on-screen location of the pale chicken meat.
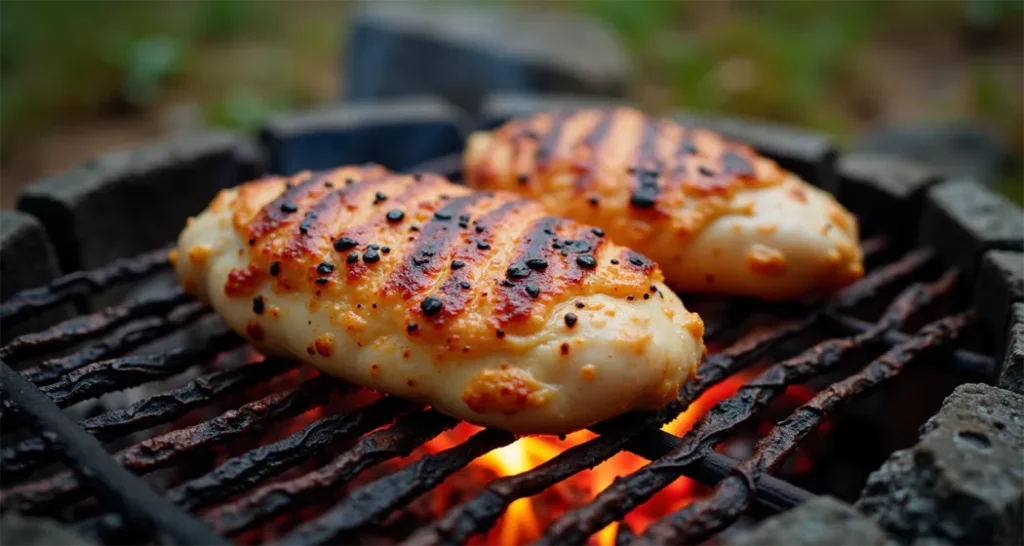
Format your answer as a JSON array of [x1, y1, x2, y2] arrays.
[[464, 108, 864, 301], [172, 165, 704, 434]]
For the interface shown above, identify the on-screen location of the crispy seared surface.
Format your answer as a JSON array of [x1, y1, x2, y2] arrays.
[[174, 165, 704, 433], [464, 107, 864, 300], [220, 166, 668, 343]]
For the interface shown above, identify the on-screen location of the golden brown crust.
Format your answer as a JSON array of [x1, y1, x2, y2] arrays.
[[464, 107, 864, 300], [218, 165, 667, 353], [465, 108, 787, 236], [461, 367, 550, 415]]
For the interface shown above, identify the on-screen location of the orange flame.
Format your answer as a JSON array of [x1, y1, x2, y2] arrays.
[[417, 371, 756, 546], [235, 345, 826, 545]]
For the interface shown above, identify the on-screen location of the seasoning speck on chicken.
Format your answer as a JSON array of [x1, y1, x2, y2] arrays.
[[173, 164, 703, 433], [463, 107, 864, 300]]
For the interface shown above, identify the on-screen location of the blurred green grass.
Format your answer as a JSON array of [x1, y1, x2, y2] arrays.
[[1, 0, 1020, 202]]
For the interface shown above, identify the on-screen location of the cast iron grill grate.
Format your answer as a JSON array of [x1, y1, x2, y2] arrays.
[[0, 137, 999, 544], [0, 160, 996, 545]]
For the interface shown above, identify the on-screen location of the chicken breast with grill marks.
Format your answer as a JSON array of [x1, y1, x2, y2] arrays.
[[172, 165, 704, 434], [464, 107, 864, 301]]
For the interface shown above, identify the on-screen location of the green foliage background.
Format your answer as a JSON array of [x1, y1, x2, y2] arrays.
[[1, 0, 1021, 202]]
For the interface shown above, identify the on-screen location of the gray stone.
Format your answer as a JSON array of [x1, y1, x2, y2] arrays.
[[17, 131, 256, 273], [673, 111, 837, 191], [0, 515, 95, 545], [856, 383, 1024, 545], [1001, 303, 1024, 395], [0, 211, 72, 342], [478, 92, 627, 129], [918, 179, 1024, 280], [836, 153, 939, 239], [345, 4, 629, 112], [976, 251, 1024, 348], [260, 97, 471, 175], [728, 496, 888, 546], [234, 136, 266, 183], [854, 124, 1004, 187]]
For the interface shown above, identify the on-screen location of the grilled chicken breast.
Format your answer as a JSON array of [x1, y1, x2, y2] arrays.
[[464, 108, 864, 300], [172, 165, 704, 433]]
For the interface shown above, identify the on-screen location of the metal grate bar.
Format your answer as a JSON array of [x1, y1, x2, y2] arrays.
[[1, 356, 298, 483], [280, 429, 517, 546], [859, 236, 889, 264], [826, 312, 993, 379], [22, 303, 209, 386], [621, 431, 812, 510], [0, 375, 345, 515], [0, 360, 226, 545], [79, 395, 422, 544], [0, 243, 965, 546], [635, 311, 976, 545], [0, 290, 191, 362], [0, 329, 240, 433], [536, 273, 955, 545], [39, 330, 242, 408], [0, 246, 172, 326], [829, 248, 932, 309], [168, 395, 419, 512], [204, 409, 457, 536]]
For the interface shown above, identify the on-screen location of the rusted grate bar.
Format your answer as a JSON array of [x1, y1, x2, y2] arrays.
[[79, 395, 424, 544], [0, 246, 172, 326], [620, 430, 812, 511], [39, 330, 242, 408], [21, 302, 209, 386], [280, 429, 517, 545], [0, 328, 240, 432], [0, 238, 983, 546], [0, 290, 191, 362], [633, 310, 976, 545], [202, 409, 458, 536], [0, 375, 345, 515], [0, 360, 226, 545], [536, 273, 956, 545], [1, 356, 299, 483], [825, 312, 993, 379], [168, 395, 419, 512], [830, 248, 933, 308]]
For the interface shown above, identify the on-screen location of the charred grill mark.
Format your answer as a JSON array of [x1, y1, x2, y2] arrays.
[[434, 198, 532, 320], [512, 118, 541, 141], [384, 193, 492, 300], [629, 120, 662, 210], [276, 174, 393, 266], [246, 171, 325, 241], [722, 149, 755, 177], [495, 217, 564, 324], [508, 118, 540, 182], [340, 176, 452, 283], [678, 127, 699, 158], [573, 110, 615, 191], [564, 225, 607, 282], [534, 112, 569, 166], [491, 214, 607, 325]]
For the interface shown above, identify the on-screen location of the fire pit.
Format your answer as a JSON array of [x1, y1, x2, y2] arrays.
[[1, 94, 1021, 546]]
